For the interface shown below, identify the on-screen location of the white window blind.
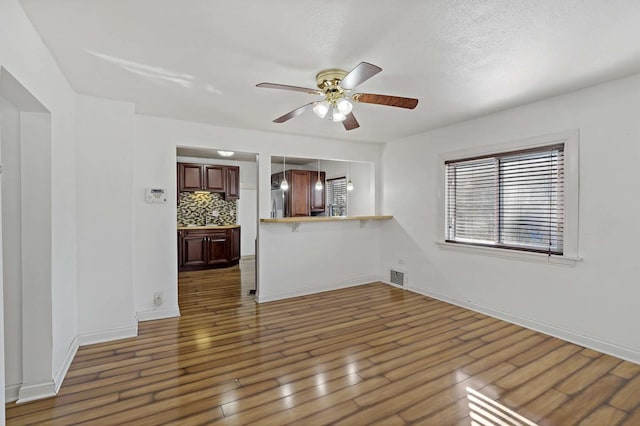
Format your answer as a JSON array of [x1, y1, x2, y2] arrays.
[[445, 144, 564, 254], [326, 177, 347, 216]]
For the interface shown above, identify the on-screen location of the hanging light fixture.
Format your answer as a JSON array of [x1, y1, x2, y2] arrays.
[[315, 159, 323, 191], [347, 161, 354, 191], [280, 156, 289, 191]]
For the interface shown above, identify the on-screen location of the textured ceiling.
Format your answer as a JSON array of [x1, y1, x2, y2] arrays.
[[19, 0, 640, 143]]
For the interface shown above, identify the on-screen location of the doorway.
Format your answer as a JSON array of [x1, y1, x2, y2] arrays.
[[175, 147, 259, 311]]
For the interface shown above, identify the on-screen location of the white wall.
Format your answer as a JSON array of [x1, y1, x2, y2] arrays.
[[76, 95, 136, 343], [20, 111, 55, 401], [0, 0, 78, 404], [176, 156, 257, 257], [381, 73, 640, 363], [258, 220, 383, 301], [1, 98, 21, 402]]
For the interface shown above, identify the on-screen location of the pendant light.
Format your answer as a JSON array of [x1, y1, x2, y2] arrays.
[[315, 159, 323, 191], [280, 156, 289, 191], [347, 161, 354, 191]]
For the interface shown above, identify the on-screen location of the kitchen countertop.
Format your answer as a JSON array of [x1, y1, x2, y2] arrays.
[[177, 224, 240, 230], [260, 215, 393, 223]]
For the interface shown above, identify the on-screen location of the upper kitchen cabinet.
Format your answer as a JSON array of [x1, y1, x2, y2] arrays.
[[178, 163, 205, 191], [289, 170, 312, 217], [177, 162, 240, 199], [273, 169, 326, 217], [203, 165, 225, 193], [225, 166, 240, 200]]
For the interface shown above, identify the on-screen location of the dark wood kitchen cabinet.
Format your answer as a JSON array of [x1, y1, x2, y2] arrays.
[[203, 165, 225, 192], [178, 227, 241, 271], [271, 169, 325, 217], [289, 170, 311, 217], [225, 166, 240, 200], [178, 163, 205, 192], [229, 227, 241, 262], [177, 163, 239, 199]]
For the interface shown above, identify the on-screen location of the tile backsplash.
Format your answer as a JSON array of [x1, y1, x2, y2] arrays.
[[177, 192, 236, 226]]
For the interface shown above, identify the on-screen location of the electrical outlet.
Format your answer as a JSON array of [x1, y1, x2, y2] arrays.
[[153, 291, 163, 307]]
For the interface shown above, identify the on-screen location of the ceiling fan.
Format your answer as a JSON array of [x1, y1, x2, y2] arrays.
[[256, 62, 419, 131]]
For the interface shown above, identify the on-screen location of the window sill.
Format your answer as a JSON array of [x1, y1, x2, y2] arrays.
[[435, 241, 582, 267]]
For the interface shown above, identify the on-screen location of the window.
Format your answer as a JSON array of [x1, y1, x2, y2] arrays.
[[326, 177, 347, 216], [445, 144, 564, 254]]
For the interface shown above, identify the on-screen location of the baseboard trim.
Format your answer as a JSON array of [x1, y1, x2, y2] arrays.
[[136, 306, 181, 322], [17, 381, 56, 404], [5, 383, 20, 403], [404, 284, 640, 365], [54, 336, 79, 393], [78, 324, 138, 346], [257, 275, 381, 303]]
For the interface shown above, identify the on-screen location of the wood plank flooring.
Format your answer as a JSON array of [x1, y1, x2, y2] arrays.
[[6, 259, 640, 424]]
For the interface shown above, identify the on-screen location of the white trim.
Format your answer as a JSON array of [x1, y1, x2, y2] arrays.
[[435, 241, 582, 267], [257, 275, 380, 303], [17, 381, 56, 404], [405, 284, 640, 365], [78, 324, 138, 346], [136, 306, 180, 322], [380, 280, 408, 291], [53, 336, 79, 393], [5, 384, 20, 403], [436, 129, 580, 260]]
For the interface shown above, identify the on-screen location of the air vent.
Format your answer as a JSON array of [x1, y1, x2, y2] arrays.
[[390, 269, 405, 287]]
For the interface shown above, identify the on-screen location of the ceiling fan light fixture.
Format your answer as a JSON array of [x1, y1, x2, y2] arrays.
[[336, 98, 353, 114], [332, 108, 347, 122], [312, 101, 330, 118]]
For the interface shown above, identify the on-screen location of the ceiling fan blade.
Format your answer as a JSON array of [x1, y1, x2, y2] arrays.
[[339, 62, 382, 90], [353, 93, 418, 109], [273, 102, 316, 123], [256, 82, 321, 95], [342, 112, 360, 131]]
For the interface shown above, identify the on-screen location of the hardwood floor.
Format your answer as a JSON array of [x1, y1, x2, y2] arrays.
[[6, 260, 640, 425]]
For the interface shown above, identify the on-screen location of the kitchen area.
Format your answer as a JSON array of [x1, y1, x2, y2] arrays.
[[176, 148, 257, 272], [269, 156, 374, 219], [174, 148, 388, 305]]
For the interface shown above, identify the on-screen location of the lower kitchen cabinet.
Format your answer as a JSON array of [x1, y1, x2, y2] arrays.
[[178, 227, 241, 271]]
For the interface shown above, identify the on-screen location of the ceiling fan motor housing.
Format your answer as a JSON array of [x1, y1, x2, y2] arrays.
[[316, 69, 349, 104]]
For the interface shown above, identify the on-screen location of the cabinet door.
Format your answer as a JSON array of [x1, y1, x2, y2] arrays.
[[178, 163, 204, 192], [182, 234, 207, 266], [289, 170, 311, 217], [310, 171, 326, 212], [177, 231, 184, 267], [229, 228, 241, 262], [225, 166, 240, 200], [206, 231, 229, 265], [204, 165, 225, 192]]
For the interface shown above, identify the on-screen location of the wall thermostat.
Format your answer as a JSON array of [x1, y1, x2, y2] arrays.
[[145, 188, 168, 204]]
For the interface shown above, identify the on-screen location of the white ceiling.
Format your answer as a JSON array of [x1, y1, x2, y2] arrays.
[[20, 0, 640, 143]]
